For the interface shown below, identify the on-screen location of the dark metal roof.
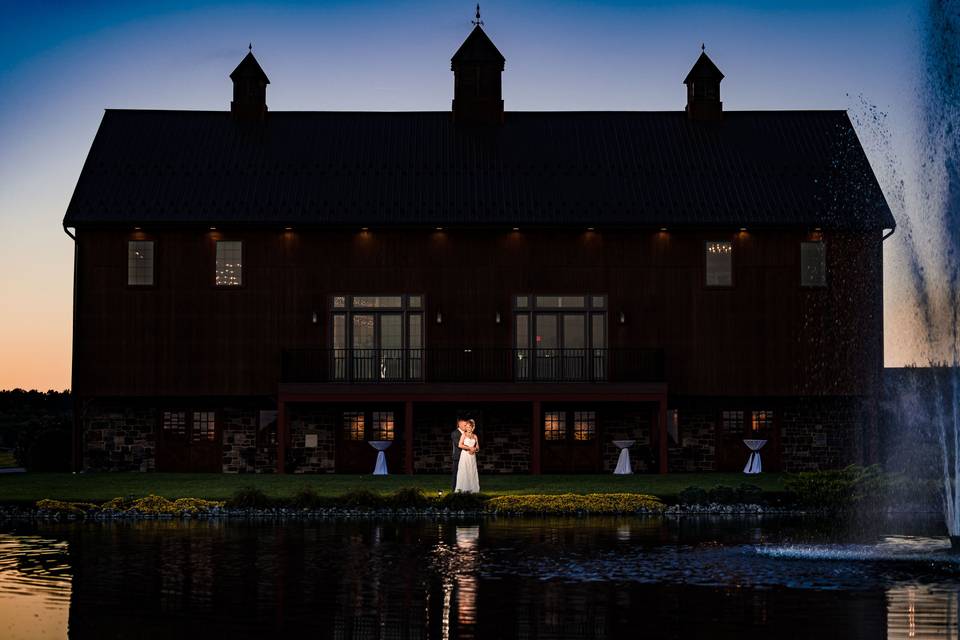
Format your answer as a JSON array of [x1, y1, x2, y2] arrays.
[[63, 109, 895, 229]]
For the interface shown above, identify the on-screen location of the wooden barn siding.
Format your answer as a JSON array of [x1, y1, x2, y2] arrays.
[[73, 227, 883, 399]]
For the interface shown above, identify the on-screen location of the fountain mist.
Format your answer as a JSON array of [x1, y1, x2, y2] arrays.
[[888, 1, 960, 537]]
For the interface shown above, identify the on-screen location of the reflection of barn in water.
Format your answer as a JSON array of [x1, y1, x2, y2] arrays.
[[28, 519, 931, 638], [64, 9, 894, 476]]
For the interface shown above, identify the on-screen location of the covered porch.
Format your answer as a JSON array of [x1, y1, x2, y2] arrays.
[[276, 382, 668, 475]]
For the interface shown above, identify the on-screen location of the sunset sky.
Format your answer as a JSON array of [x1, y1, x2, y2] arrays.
[[0, 0, 931, 390]]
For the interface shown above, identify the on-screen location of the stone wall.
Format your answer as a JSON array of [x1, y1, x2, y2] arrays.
[[82, 405, 156, 472], [221, 409, 258, 473], [779, 398, 861, 471], [413, 404, 531, 474], [601, 409, 654, 472], [667, 408, 717, 472], [666, 397, 864, 473], [287, 408, 336, 474]]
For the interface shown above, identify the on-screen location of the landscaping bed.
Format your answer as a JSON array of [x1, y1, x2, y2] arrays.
[[0, 466, 938, 520]]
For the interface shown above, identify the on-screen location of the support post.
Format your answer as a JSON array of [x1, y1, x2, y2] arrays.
[[531, 399, 542, 475], [404, 400, 414, 474], [658, 396, 668, 474], [277, 398, 287, 474]]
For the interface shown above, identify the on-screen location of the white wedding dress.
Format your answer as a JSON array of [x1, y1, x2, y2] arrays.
[[455, 437, 480, 493]]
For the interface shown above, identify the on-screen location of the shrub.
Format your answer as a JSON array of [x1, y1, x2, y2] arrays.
[[338, 490, 385, 508], [100, 497, 130, 511], [110, 495, 224, 515], [36, 499, 98, 515], [784, 465, 892, 510], [707, 485, 737, 504], [290, 486, 327, 509], [170, 498, 224, 514], [678, 486, 708, 505], [227, 486, 274, 509], [485, 493, 663, 515], [391, 487, 431, 508], [439, 491, 489, 510], [734, 484, 765, 505]]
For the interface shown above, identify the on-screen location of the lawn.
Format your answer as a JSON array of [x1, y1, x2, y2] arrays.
[[0, 472, 785, 503]]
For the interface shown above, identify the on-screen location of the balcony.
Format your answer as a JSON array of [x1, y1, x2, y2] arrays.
[[281, 348, 664, 384]]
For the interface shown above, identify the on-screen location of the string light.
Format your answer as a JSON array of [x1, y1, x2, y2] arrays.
[[707, 242, 732, 254]]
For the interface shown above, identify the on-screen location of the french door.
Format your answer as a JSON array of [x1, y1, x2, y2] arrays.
[[515, 295, 607, 381], [332, 295, 423, 382], [351, 313, 403, 381]]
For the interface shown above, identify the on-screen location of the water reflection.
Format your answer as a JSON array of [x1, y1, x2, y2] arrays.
[[0, 516, 958, 638], [887, 586, 959, 639], [0, 535, 71, 639]]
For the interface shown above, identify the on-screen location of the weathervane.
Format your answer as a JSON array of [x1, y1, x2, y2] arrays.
[[248, 42, 253, 52], [701, 42, 705, 52], [472, 3, 483, 26]]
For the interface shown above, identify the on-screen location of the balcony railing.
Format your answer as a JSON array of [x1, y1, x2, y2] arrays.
[[281, 348, 664, 384]]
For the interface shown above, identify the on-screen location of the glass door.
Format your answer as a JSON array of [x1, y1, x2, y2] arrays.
[[379, 314, 403, 380], [352, 315, 376, 380], [562, 314, 586, 380], [535, 315, 559, 380]]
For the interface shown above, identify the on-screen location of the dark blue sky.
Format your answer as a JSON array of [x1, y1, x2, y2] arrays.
[[0, 0, 925, 387]]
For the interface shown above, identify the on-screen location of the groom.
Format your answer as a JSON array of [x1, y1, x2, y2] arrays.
[[451, 418, 468, 491]]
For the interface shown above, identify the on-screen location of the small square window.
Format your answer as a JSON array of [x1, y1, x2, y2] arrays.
[[343, 412, 365, 441], [573, 411, 596, 441], [161, 411, 186, 437], [721, 410, 744, 434], [801, 242, 826, 287], [192, 411, 216, 442], [706, 241, 732, 286], [127, 240, 154, 286], [591, 295, 606, 309], [408, 295, 422, 308], [372, 411, 395, 440], [544, 411, 566, 441], [333, 296, 346, 308], [215, 241, 243, 287], [751, 410, 774, 433], [515, 295, 529, 308]]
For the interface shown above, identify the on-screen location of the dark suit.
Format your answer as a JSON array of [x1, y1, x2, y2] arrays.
[[451, 428, 463, 490]]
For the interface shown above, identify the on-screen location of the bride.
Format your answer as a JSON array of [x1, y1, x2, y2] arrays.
[[455, 419, 480, 493]]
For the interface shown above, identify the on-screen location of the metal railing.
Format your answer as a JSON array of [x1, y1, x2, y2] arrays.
[[281, 348, 664, 384]]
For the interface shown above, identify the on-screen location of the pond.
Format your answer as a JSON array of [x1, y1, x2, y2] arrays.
[[0, 515, 958, 638]]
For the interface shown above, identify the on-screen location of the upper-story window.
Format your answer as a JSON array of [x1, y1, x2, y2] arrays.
[[705, 241, 732, 287], [331, 295, 423, 381], [515, 295, 607, 381], [800, 241, 826, 287], [127, 240, 154, 286], [215, 241, 243, 287]]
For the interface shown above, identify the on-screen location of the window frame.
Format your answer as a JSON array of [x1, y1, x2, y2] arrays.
[[543, 408, 598, 443], [340, 409, 396, 442], [158, 409, 218, 443], [126, 239, 156, 288], [799, 240, 827, 288], [513, 293, 608, 350], [214, 239, 244, 288], [704, 239, 734, 288], [329, 294, 425, 382]]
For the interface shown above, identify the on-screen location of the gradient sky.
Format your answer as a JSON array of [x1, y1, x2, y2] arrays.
[[0, 0, 928, 390]]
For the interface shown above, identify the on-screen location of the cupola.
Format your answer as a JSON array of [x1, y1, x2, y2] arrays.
[[230, 45, 270, 121], [451, 5, 505, 125], [684, 46, 724, 122]]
